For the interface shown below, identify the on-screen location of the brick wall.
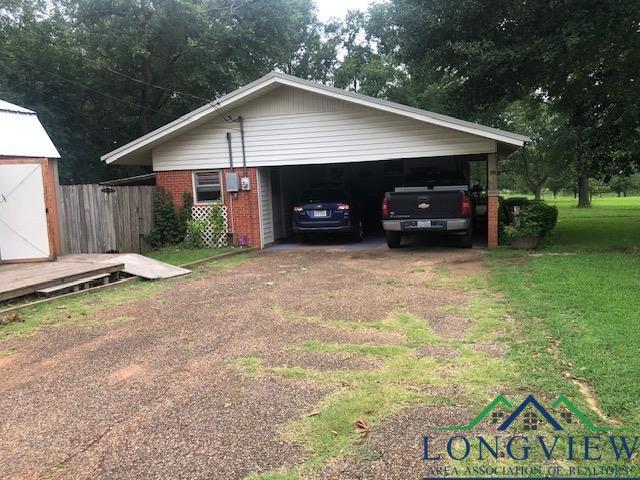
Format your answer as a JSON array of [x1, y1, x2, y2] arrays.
[[487, 195, 499, 249], [156, 170, 193, 210], [154, 168, 263, 248], [221, 168, 261, 247]]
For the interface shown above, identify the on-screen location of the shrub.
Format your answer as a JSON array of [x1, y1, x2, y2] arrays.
[[146, 190, 184, 248], [521, 201, 558, 237], [501, 197, 530, 224], [184, 218, 207, 248], [178, 192, 194, 232], [501, 197, 530, 209], [503, 221, 541, 241], [498, 197, 558, 244], [207, 205, 226, 243], [498, 196, 509, 243]]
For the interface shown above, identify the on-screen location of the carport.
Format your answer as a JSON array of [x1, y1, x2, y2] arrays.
[[101, 72, 529, 249], [262, 155, 489, 244]]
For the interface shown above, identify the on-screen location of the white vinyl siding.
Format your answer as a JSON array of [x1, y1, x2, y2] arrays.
[[257, 168, 274, 247], [152, 87, 496, 171]]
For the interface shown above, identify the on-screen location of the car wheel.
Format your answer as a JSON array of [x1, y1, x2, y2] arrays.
[[352, 220, 365, 242], [386, 231, 402, 248]]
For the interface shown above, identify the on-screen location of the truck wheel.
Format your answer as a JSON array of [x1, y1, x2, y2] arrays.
[[386, 231, 402, 248], [459, 226, 474, 248], [352, 220, 365, 242]]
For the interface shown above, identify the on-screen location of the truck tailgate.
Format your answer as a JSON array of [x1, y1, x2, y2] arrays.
[[387, 190, 463, 219]]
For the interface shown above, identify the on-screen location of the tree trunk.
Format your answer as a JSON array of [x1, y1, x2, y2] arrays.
[[577, 175, 591, 207], [533, 187, 542, 200]]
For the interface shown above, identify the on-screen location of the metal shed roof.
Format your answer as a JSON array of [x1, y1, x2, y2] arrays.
[[0, 99, 60, 159]]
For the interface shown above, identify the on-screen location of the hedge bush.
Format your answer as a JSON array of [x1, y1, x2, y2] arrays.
[[498, 197, 558, 243], [521, 201, 558, 237], [145, 189, 185, 248]]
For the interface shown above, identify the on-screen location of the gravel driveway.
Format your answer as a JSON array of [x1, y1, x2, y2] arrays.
[[0, 246, 511, 480]]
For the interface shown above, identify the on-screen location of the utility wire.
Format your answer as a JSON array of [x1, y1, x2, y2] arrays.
[[0, 13, 221, 106], [0, 50, 180, 118], [0, 7, 242, 131]]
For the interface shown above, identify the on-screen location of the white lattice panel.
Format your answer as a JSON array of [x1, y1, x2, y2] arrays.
[[192, 205, 228, 247]]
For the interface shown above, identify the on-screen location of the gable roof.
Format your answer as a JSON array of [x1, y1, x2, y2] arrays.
[[0, 99, 61, 158], [101, 72, 529, 164], [0, 99, 35, 114]]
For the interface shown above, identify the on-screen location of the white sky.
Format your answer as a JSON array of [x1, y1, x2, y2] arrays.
[[315, 0, 373, 21]]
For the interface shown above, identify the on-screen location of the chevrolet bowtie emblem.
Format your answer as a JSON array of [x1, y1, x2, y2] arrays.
[[418, 203, 430, 209]]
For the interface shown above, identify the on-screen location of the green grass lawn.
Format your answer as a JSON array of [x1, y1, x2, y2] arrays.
[[544, 196, 640, 250], [145, 245, 233, 266], [489, 195, 640, 428]]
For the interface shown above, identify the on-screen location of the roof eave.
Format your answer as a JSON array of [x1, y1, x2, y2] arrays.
[[101, 71, 530, 164], [101, 72, 282, 164]]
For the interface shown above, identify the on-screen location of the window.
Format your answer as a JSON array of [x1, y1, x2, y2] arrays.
[[193, 170, 221, 203]]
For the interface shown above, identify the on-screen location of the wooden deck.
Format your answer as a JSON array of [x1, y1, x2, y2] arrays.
[[0, 257, 124, 302]]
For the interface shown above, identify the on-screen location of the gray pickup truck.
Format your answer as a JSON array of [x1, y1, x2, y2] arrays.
[[381, 172, 474, 248]]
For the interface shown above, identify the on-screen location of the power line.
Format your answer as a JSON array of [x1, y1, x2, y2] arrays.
[[0, 50, 180, 119], [0, 13, 221, 106]]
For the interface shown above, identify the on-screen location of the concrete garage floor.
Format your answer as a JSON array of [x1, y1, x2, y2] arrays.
[[268, 231, 485, 251], [0, 246, 509, 480]]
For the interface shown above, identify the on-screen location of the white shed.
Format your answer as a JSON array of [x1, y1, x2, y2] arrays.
[[0, 99, 62, 263]]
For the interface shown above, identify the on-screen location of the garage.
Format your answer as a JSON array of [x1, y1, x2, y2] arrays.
[[102, 72, 529, 249], [0, 100, 62, 263], [259, 155, 489, 246]]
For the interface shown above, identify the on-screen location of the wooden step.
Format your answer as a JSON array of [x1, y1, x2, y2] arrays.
[[37, 273, 112, 296], [0, 262, 124, 302]]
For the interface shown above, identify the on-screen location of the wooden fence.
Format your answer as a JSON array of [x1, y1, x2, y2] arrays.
[[58, 184, 155, 254]]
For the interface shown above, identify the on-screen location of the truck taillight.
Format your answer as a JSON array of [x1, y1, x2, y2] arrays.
[[293, 205, 304, 212], [460, 194, 472, 217], [381, 196, 389, 217], [337, 203, 350, 210]]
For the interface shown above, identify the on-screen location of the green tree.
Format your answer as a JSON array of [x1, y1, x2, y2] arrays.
[[283, 18, 342, 83], [385, 0, 640, 207], [332, 9, 405, 98], [609, 175, 640, 197], [499, 100, 571, 200], [0, 0, 321, 183], [546, 175, 573, 199]]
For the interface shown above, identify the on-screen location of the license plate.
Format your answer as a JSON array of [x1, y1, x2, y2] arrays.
[[312, 210, 328, 218], [417, 220, 431, 228]]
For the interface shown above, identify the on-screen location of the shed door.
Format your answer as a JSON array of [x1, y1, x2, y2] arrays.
[[257, 168, 274, 247], [0, 163, 50, 261]]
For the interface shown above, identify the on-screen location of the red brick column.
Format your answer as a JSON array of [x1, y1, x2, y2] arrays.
[[486, 152, 499, 249], [156, 170, 193, 210], [487, 195, 499, 249], [221, 168, 261, 247]]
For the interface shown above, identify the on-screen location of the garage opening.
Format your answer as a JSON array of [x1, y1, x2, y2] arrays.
[[259, 154, 489, 247]]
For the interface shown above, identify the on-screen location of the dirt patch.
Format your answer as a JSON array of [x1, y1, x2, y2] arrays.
[[108, 364, 147, 383], [262, 350, 383, 372], [426, 312, 472, 339], [473, 341, 508, 358], [315, 405, 471, 480], [416, 343, 460, 359]]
